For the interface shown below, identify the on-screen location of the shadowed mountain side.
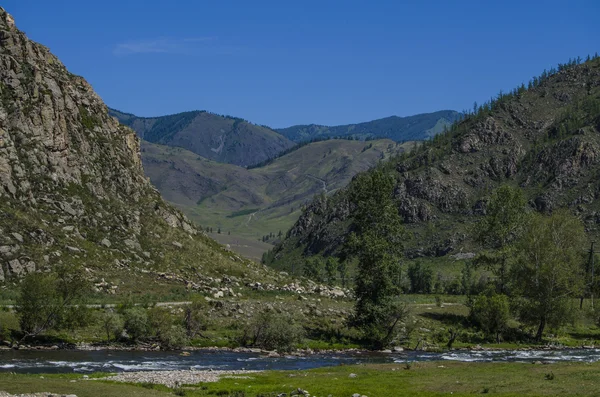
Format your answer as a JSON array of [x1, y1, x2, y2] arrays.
[[109, 108, 295, 167]]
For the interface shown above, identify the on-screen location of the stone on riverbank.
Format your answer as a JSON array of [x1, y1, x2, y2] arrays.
[[101, 370, 261, 388]]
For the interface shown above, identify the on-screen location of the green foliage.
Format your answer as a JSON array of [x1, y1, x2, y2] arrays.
[[158, 325, 189, 350], [123, 307, 149, 342], [303, 257, 324, 282], [511, 210, 587, 340], [100, 310, 124, 342], [226, 208, 260, 218], [475, 185, 529, 292], [239, 310, 304, 352], [325, 257, 338, 285], [346, 170, 409, 348], [184, 299, 208, 339], [407, 262, 433, 294], [469, 288, 510, 342], [79, 106, 101, 130], [16, 264, 90, 340]]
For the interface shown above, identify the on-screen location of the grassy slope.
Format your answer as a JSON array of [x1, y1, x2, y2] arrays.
[[142, 139, 416, 244], [277, 110, 462, 142], [3, 361, 600, 396]]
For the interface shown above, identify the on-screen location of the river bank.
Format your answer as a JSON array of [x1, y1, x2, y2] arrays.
[[2, 360, 600, 397]]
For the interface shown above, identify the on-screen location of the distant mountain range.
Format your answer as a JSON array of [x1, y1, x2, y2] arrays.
[[276, 110, 462, 143], [108, 108, 295, 167], [109, 108, 461, 168]]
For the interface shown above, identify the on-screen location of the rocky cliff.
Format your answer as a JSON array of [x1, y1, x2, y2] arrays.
[[0, 8, 281, 294], [269, 56, 600, 271]]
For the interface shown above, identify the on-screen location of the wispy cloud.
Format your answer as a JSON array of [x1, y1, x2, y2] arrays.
[[113, 37, 215, 55]]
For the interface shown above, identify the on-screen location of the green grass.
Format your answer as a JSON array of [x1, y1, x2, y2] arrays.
[[3, 361, 600, 396], [195, 362, 600, 396], [142, 139, 415, 252], [226, 209, 261, 218]]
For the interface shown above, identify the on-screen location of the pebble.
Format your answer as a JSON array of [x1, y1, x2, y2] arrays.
[[101, 369, 261, 388]]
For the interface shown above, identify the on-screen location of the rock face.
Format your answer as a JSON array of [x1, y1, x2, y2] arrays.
[[270, 57, 600, 269], [0, 8, 268, 288]]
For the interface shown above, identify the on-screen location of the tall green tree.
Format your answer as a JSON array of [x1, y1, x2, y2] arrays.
[[511, 210, 586, 340], [325, 257, 338, 285], [16, 264, 90, 341], [475, 185, 529, 293], [347, 170, 409, 348], [303, 257, 324, 282]]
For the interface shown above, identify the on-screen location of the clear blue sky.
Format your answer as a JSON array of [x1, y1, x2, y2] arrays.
[[4, 0, 597, 128]]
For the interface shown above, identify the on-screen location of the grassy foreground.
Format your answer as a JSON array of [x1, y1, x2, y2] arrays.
[[1, 361, 600, 396]]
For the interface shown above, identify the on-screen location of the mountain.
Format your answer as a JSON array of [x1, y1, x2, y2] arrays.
[[268, 56, 600, 273], [108, 108, 295, 167], [0, 8, 283, 293], [276, 110, 462, 143], [140, 138, 415, 249]]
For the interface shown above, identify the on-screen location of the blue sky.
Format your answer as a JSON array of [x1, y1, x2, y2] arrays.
[[4, 0, 597, 128]]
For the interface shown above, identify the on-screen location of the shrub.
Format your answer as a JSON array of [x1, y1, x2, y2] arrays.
[[100, 310, 124, 342], [123, 307, 149, 341], [469, 289, 510, 343], [184, 299, 208, 339], [159, 325, 189, 350], [240, 310, 304, 352]]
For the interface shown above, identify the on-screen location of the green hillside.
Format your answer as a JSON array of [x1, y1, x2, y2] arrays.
[[277, 110, 462, 142], [141, 138, 416, 248], [268, 56, 600, 275], [109, 108, 295, 167]]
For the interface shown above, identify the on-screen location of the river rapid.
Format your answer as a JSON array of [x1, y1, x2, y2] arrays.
[[1, 348, 600, 374]]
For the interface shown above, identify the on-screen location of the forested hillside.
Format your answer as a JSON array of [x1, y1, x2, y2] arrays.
[[268, 56, 600, 275]]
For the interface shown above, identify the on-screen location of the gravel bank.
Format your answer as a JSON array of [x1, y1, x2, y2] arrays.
[[101, 370, 261, 388], [0, 393, 76, 397]]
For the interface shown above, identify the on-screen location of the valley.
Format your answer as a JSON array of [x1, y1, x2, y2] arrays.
[[0, 3, 598, 397], [141, 138, 416, 246]]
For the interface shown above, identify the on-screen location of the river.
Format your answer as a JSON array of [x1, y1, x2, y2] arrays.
[[1, 348, 600, 374]]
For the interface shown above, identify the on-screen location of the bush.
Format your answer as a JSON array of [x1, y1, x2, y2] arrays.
[[16, 264, 90, 340], [184, 299, 208, 339], [100, 310, 124, 342], [469, 289, 510, 343], [159, 325, 189, 350], [123, 307, 149, 341], [240, 310, 304, 352]]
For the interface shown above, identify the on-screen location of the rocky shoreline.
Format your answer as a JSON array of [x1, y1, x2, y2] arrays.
[[100, 369, 261, 388], [0, 341, 595, 355]]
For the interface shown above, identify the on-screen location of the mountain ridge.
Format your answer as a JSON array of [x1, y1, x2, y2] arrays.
[[108, 108, 295, 167], [277, 110, 462, 142], [267, 56, 600, 274]]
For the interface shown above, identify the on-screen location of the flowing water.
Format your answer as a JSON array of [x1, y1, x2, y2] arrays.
[[1, 348, 600, 374]]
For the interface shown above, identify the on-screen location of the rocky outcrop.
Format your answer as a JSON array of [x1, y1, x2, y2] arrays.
[[0, 8, 267, 288], [269, 56, 600, 269]]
